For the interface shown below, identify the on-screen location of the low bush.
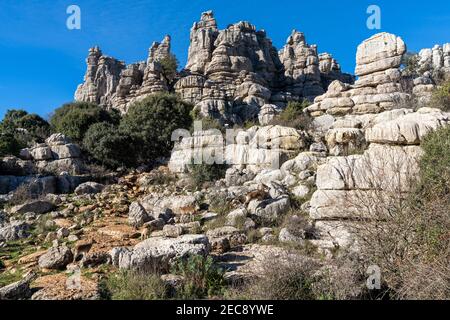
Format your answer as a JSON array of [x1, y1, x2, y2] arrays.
[[189, 163, 228, 187], [419, 125, 450, 196], [159, 53, 179, 89], [171, 255, 226, 299], [430, 80, 450, 112], [270, 100, 312, 130], [9, 182, 45, 206], [83, 122, 138, 169], [50, 102, 118, 142], [100, 270, 168, 300]]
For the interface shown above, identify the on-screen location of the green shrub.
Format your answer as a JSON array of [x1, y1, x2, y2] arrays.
[[171, 255, 226, 299], [120, 93, 193, 163], [430, 80, 450, 111], [401, 52, 421, 78], [50, 102, 118, 142], [159, 53, 179, 89], [100, 270, 168, 300], [419, 125, 450, 197], [270, 100, 312, 130], [189, 163, 227, 187], [83, 122, 138, 168], [0, 259, 4, 270], [0, 109, 50, 150], [232, 255, 321, 300], [0, 132, 25, 157]]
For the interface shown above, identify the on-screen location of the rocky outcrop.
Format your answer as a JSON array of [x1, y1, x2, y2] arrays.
[[169, 125, 308, 173], [75, 11, 353, 123], [0, 134, 87, 195], [309, 107, 449, 253], [307, 33, 409, 117], [75, 36, 172, 113], [110, 234, 210, 272], [176, 16, 352, 124], [417, 43, 450, 77], [4, 133, 85, 176]]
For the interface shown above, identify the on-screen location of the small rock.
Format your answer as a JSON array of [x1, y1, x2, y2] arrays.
[[68, 235, 79, 242], [128, 202, 151, 228], [74, 182, 105, 195], [226, 208, 247, 227], [163, 224, 184, 238], [56, 227, 70, 239]]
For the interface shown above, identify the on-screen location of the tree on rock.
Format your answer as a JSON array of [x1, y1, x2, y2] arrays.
[[120, 93, 193, 164], [50, 102, 120, 142], [83, 122, 138, 168]]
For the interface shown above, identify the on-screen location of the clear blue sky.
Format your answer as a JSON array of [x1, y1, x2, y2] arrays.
[[0, 0, 449, 120]]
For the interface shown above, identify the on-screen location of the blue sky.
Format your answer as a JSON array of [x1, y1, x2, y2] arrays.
[[0, 0, 449, 120]]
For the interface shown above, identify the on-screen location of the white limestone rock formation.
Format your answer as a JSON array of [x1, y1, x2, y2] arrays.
[[75, 11, 353, 124], [306, 33, 409, 117], [75, 36, 173, 113], [168, 125, 309, 174], [308, 107, 449, 253]]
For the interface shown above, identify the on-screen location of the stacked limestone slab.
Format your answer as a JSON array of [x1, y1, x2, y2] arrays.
[[307, 33, 410, 117], [309, 107, 449, 252], [75, 37, 172, 113], [18, 133, 84, 175], [75, 10, 353, 123], [168, 125, 308, 174], [0, 134, 86, 195]]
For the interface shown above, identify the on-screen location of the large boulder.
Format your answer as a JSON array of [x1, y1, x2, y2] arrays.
[[38, 246, 74, 270], [128, 202, 152, 228], [110, 234, 210, 272], [10, 200, 55, 215], [0, 273, 35, 300]]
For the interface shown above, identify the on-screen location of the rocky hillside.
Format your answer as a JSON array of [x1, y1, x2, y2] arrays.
[[1, 11, 449, 300], [75, 11, 353, 124]]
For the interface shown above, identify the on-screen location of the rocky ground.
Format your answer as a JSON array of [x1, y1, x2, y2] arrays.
[[0, 164, 324, 300], [1, 12, 449, 300]]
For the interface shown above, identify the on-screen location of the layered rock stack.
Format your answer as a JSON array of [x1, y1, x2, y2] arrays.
[[307, 33, 410, 117], [417, 43, 450, 76], [75, 36, 173, 113], [168, 125, 308, 174], [74, 47, 126, 107], [75, 11, 353, 123], [0, 134, 86, 195], [309, 107, 449, 252], [176, 14, 353, 124], [411, 43, 450, 105]]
